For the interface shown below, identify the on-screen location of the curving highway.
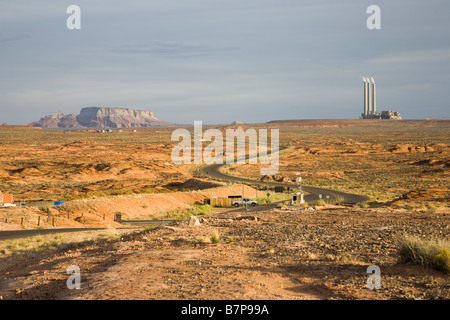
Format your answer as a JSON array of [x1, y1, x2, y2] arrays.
[[198, 163, 369, 205]]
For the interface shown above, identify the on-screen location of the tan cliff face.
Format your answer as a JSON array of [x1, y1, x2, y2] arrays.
[[28, 111, 80, 129], [76, 107, 158, 128], [29, 107, 175, 129]]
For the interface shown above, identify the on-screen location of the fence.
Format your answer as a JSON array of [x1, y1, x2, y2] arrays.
[[1, 215, 58, 227], [317, 195, 345, 205], [0, 211, 114, 228], [209, 198, 235, 207]]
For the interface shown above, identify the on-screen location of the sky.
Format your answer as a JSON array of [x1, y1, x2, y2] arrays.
[[1, 0, 449, 125]]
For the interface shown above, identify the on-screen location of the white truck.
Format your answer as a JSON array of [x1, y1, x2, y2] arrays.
[[232, 198, 258, 207]]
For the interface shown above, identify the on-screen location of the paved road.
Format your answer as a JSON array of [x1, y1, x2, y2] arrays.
[[0, 228, 107, 241], [1, 150, 368, 240], [199, 163, 369, 205], [121, 220, 175, 226]]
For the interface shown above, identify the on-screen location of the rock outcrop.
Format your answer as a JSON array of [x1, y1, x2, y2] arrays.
[[28, 111, 80, 129], [29, 107, 175, 129]]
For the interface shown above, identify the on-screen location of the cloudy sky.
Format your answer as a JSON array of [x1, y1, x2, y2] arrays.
[[1, 0, 449, 125]]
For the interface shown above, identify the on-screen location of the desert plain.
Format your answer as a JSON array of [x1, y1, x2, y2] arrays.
[[0, 119, 448, 300]]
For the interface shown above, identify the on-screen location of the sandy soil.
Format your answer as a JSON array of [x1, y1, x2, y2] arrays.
[[0, 121, 448, 302], [0, 183, 259, 230], [0, 205, 448, 300]]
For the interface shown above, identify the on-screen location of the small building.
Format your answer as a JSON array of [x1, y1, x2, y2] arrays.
[[205, 195, 243, 207], [381, 110, 402, 119]]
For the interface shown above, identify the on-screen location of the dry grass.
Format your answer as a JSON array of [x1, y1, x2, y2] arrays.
[[210, 229, 221, 244], [397, 234, 450, 273], [0, 228, 130, 258]]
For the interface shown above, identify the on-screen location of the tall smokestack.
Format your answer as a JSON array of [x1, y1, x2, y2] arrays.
[[371, 77, 376, 115], [363, 77, 368, 118], [367, 77, 372, 115]]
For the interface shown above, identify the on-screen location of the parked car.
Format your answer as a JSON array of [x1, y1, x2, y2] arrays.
[[232, 198, 258, 207]]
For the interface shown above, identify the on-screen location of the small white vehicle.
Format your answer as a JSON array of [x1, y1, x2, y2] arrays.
[[232, 198, 258, 207]]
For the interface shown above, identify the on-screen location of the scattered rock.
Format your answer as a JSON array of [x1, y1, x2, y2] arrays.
[[371, 226, 390, 231], [235, 216, 258, 222], [188, 216, 201, 227]]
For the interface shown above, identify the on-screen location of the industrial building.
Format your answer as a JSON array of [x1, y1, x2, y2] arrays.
[[361, 77, 402, 119]]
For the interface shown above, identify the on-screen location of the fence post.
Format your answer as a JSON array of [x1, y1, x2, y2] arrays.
[[21, 217, 23, 226], [37, 216, 40, 226]]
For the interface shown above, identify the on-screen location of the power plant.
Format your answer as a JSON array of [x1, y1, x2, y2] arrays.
[[361, 77, 401, 120]]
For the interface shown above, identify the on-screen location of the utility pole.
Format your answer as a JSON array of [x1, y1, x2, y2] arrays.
[[295, 170, 302, 192]]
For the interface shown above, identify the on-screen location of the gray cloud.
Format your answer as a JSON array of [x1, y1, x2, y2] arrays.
[[0, 1, 449, 125], [103, 41, 237, 59], [0, 34, 30, 43]]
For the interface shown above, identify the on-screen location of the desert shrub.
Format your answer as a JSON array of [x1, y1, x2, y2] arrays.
[[265, 247, 275, 254], [196, 236, 206, 244], [296, 201, 309, 208], [192, 204, 213, 216], [40, 206, 50, 214], [106, 228, 121, 242], [434, 249, 450, 273], [397, 234, 450, 273], [337, 253, 353, 262], [210, 229, 220, 244], [358, 202, 368, 209], [316, 200, 327, 206], [403, 204, 414, 211], [425, 203, 439, 214], [256, 194, 291, 205], [166, 204, 214, 220]]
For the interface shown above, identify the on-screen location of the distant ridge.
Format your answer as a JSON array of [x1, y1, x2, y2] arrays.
[[28, 107, 176, 129], [266, 119, 450, 128]]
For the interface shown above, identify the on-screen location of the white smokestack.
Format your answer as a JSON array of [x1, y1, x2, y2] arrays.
[[371, 77, 376, 115], [363, 77, 368, 118], [367, 77, 372, 115]]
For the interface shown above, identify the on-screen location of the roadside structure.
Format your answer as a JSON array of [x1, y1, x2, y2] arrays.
[[0, 191, 14, 206]]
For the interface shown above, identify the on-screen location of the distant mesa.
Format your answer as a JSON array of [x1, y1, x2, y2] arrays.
[[230, 120, 245, 125], [28, 107, 176, 129]]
